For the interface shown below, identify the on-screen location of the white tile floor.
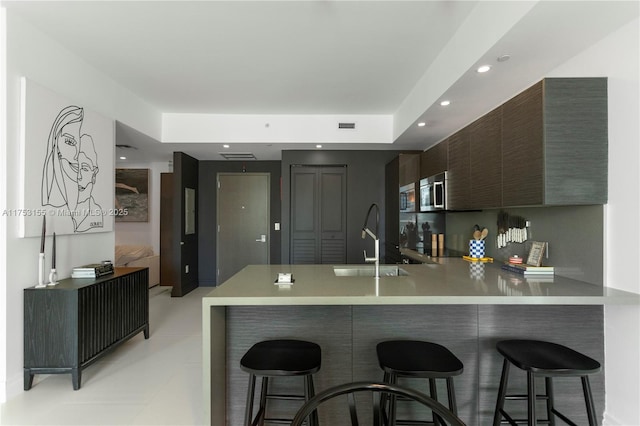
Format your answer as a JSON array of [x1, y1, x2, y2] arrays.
[[1, 286, 212, 426]]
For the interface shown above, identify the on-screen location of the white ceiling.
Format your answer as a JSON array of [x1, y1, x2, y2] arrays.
[[5, 1, 639, 163]]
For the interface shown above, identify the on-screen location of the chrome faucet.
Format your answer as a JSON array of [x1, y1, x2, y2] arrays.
[[361, 203, 380, 279]]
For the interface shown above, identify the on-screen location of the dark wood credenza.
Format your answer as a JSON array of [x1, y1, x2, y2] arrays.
[[23, 267, 149, 390]]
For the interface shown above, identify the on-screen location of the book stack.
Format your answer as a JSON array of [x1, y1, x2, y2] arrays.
[[72, 262, 114, 279], [501, 263, 554, 276]]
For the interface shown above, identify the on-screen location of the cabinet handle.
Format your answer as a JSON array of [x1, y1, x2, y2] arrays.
[[434, 181, 444, 208]]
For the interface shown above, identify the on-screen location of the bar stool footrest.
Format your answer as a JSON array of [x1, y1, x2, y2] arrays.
[[504, 394, 551, 401], [266, 393, 306, 401], [395, 420, 437, 425]]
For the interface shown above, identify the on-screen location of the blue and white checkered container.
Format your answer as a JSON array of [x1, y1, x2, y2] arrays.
[[469, 239, 485, 258]]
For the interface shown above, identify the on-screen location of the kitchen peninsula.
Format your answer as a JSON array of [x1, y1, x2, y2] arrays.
[[202, 261, 639, 425]]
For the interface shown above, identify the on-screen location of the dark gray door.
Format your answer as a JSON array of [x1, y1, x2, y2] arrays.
[[217, 173, 270, 283], [291, 166, 347, 264]]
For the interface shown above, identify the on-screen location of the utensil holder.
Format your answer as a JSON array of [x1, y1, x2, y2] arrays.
[[469, 240, 485, 258]]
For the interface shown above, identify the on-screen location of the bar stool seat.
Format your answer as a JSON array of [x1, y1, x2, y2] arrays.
[[493, 339, 601, 426], [241, 339, 321, 426], [377, 340, 464, 425]]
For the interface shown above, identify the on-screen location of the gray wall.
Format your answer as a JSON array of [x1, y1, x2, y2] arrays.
[[198, 161, 282, 286], [281, 150, 401, 264], [445, 205, 604, 285]]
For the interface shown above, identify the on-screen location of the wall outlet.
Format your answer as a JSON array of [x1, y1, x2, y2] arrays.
[[185, 265, 189, 274], [275, 222, 280, 231]]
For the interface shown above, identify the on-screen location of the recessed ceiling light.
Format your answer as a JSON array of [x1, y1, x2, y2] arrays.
[[223, 144, 230, 148], [440, 100, 451, 107], [497, 54, 511, 62], [417, 122, 426, 127], [316, 144, 322, 149], [477, 65, 491, 73], [119, 156, 126, 160]]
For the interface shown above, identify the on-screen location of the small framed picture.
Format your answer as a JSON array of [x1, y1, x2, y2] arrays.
[[526, 241, 546, 266]]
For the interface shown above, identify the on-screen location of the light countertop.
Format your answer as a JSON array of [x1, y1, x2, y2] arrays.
[[202, 259, 639, 306]]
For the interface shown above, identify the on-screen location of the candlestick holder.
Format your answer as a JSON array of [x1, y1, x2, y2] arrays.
[[48, 268, 58, 286], [36, 253, 46, 288]]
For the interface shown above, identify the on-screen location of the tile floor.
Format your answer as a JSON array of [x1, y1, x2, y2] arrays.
[[0, 286, 212, 425]]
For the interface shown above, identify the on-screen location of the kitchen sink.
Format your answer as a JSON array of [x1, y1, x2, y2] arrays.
[[332, 265, 409, 277]]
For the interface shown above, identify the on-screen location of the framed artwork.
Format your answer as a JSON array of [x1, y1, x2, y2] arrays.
[[20, 77, 114, 237], [115, 168, 149, 222], [526, 241, 546, 267]]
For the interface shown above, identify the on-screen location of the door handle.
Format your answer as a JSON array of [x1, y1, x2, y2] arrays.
[[255, 235, 267, 243]]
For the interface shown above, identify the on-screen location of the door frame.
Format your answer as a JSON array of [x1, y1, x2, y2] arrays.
[[216, 172, 271, 284]]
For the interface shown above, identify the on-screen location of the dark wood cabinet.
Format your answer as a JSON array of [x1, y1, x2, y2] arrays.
[[503, 78, 608, 206], [445, 78, 607, 210], [447, 128, 471, 210], [398, 153, 420, 187], [470, 106, 502, 208], [420, 140, 448, 179], [502, 81, 545, 206], [24, 267, 149, 390]]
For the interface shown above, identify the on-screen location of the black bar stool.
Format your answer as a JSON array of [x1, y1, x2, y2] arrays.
[[240, 339, 321, 426], [377, 340, 464, 426], [493, 339, 601, 426]]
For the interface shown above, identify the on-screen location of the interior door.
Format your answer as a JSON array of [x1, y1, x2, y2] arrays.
[[216, 173, 270, 284], [290, 166, 347, 264]]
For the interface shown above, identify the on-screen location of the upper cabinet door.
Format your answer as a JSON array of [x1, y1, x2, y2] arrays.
[[398, 153, 420, 187], [502, 81, 545, 207], [543, 78, 608, 205], [470, 107, 502, 209], [447, 128, 471, 210], [420, 140, 448, 179]]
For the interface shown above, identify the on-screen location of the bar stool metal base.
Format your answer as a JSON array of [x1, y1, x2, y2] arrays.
[[377, 340, 464, 426], [492, 339, 601, 426], [241, 339, 321, 426]]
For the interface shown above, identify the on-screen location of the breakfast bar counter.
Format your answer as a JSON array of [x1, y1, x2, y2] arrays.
[[202, 261, 639, 425]]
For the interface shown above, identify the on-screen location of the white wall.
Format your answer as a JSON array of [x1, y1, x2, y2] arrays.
[[1, 11, 161, 400], [115, 161, 171, 254], [548, 18, 640, 426], [0, 6, 9, 404]]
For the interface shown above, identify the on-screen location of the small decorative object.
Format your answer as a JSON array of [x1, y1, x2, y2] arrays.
[[275, 273, 294, 288], [508, 255, 523, 264], [36, 216, 46, 288], [526, 241, 546, 266], [469, 239, 485, 259], [47, 232, 58, 286], [72, 262, 114, 278]]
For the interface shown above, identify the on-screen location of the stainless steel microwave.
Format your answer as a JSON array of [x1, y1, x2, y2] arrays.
[[419, 172, 447, 211]]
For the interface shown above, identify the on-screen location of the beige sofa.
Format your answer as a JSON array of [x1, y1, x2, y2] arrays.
[[115, 245, 160, 288]]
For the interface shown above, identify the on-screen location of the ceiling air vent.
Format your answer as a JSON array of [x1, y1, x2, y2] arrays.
[[338, 122, 356, 130], [220, 152, 257, 160], [115, 144, 137, 150]]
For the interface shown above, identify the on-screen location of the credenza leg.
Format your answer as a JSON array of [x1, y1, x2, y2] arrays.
[[144, 325, 150, 339], [72, 368, 81, 390], [24, 369, 34, 390]]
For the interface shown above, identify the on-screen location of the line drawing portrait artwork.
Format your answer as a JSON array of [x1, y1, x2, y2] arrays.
[[20, 78, 114, 237], [41, 106, 104, 232]]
